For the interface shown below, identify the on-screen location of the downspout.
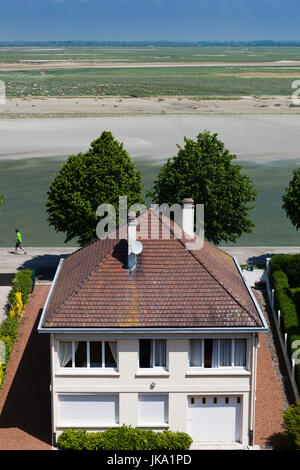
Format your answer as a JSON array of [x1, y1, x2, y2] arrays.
[[249, 333, 258, 447], [50, 334, 56, 447]]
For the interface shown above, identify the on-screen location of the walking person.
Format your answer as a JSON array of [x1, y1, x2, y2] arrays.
[[14, 229, 27, 255]]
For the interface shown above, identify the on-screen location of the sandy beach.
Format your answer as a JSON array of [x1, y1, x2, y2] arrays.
[[0, 113, 299, 163], [0, 96, 299, 118], [2, 60, 300, 71]]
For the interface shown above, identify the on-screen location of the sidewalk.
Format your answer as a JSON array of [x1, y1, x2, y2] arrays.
[[254, 289, 294, 449], [0, 285, 51, 450]]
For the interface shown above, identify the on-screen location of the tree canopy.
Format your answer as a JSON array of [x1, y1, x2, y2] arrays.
[[147, 131, 257, 244], [282, 167, 300, 230], [0, 192, 4, 210], [47, 131, 144, 246]]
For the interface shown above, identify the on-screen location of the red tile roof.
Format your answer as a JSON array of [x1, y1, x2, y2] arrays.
[[42, 209, 263, 329]]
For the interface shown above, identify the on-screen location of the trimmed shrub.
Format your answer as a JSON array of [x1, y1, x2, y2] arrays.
[[57, 429, 88, 450], [271, 270, 300, 390], [8, 270, 32, 306], [0, 316, 19, 342], [156, 430, 193, 450], [270, 254, 300, 288], [57, 426, 193, 451], [283, 401, 300, 449], [9, 291, 23, 317]]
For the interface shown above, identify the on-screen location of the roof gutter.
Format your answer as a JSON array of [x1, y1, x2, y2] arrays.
[[233, 256, 268, 331], [37, 258, 64, 333], [38, 326, 267, 335]]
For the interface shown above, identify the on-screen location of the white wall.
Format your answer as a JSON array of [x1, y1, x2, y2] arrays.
[[51, 333, 256, 447]]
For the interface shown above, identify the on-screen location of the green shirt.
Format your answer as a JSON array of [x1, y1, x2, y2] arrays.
[[16, 232, 22, 242]]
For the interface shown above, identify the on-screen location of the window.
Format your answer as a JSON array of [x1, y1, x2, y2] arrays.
[[58, 394, 118, 426], [138, 395, 168, 425], [139, 339, 166, 368], [189, 339, 247, 368], [59, 341, 117, 369]]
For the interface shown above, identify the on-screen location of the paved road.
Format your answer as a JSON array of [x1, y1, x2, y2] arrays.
[[1, 246, 300, 277]]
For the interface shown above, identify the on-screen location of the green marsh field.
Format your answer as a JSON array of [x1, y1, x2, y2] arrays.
[[1, 45, 300, 97]]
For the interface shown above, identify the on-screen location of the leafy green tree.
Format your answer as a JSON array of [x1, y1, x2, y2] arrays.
[[47, 131, 144, 246], [283, 168, 300, 230], [148, 131, 257, 244], [0, 192, 4, 210]]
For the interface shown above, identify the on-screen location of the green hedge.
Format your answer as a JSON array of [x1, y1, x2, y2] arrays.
[[57, 426, 193, 451], [8, 269, 32, 307], [270, 254, 300, 288], [270, 265, 300, 390], [0, 270, 32, 389], [283, 401, 300, 449]]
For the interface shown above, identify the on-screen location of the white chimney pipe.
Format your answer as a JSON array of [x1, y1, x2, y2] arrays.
[[127, 212, 143, 269], [182, 198, 195, 238], [128, 211, 137, 252]]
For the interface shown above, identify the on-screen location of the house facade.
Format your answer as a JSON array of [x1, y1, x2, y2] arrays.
[[38, 201, 268, 449]]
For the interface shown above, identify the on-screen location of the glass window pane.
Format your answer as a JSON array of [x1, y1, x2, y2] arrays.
[[90, 341, 102, 368], [105, 342, 117, 368], [75, 342, 87, 367], [154, 340, 166, 367], [234, 339, 246, 367], [190, 339, 202, 367], [204, 339, 213, 368], [219, 339, 232, 366], [139, 339, 151, 368], [59, 341, 72, 368]]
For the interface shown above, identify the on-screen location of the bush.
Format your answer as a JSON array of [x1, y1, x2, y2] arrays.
[[8, 291, 23, 317], [8, 270, 32, 306], [270, 254, 300, 288], [57, 426, 193, 451], [0, 316, 19, 342], [271, 270, 300, 390], [156, 430, 193, 450], [57, 429, 88, 450], [283, 401, 300, 449]]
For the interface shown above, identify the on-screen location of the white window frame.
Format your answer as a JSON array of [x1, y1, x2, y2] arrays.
[[58, 340, 118, 370], [138, 339, 168, 370], [189, 338, 247, 369]]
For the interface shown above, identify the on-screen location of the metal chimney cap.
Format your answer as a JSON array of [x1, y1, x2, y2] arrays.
[[182, 198, 194, 204], [128, 211, 136, 221]]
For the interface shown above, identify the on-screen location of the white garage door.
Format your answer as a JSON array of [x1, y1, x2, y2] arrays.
[[187, 396, 242, 443]]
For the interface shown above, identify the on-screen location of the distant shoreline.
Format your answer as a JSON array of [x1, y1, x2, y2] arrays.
[[0, 96, 299, 119]]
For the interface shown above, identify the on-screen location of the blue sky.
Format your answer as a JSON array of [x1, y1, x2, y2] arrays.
[[0, 0, 298, 41]]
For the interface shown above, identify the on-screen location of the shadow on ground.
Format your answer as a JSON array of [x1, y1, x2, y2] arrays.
[[17, 254, 70, 281], [247, 252, 290, 266], [0, 310, 51, 445]]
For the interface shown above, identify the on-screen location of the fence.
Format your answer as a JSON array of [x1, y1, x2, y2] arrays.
[[265, 258, 299, 401]]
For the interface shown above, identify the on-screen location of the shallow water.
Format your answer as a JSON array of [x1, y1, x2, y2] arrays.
[[0, 156, 299, 247]]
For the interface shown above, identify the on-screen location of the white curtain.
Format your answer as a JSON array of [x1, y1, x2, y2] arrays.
[[154, 340, 166, 367], [219, 339, 232, 366], [234, 339, 246, 366], [109, 341, 118, 366], [190, 339, 202, 367], [59, 341, 72, 367], [212, 340, 219, 368]]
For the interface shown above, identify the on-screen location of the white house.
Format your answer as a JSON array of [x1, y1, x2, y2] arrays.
[[38, 200, 268, 449]]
